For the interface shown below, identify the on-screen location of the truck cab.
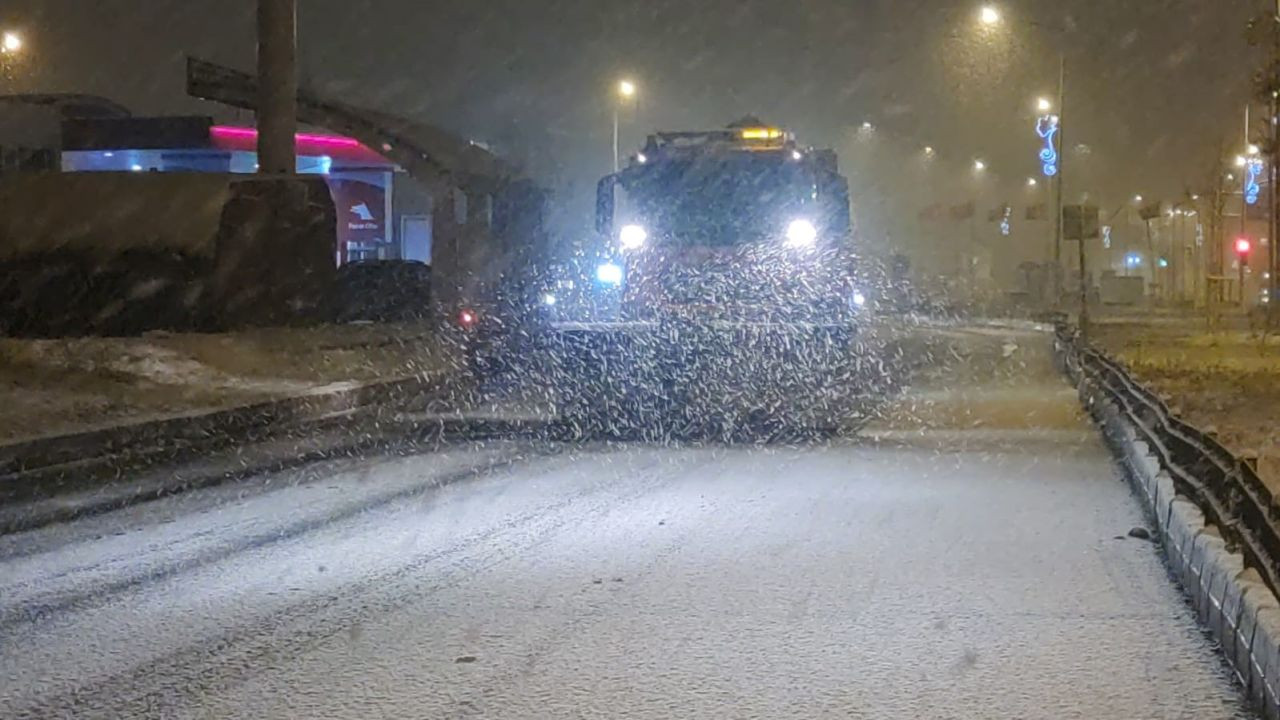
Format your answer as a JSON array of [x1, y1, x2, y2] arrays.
[[593, 122, 863, 326]]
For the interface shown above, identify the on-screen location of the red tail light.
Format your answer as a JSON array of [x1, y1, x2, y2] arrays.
[[458, 309, 477, 328]]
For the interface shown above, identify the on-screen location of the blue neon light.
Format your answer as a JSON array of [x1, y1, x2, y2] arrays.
[[1036, 115, 1059, 177], [1246, 157, 1264, 206]]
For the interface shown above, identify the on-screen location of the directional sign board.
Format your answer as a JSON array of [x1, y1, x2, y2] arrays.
[[1063, 205, 1100, 240]]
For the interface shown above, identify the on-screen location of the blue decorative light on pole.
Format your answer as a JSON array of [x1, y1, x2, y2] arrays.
[[1036, 114, 1060, 177], [1245, 156, 1264, 206]]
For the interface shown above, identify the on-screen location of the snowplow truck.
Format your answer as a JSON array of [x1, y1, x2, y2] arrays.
[[551, 120, 879, 439]]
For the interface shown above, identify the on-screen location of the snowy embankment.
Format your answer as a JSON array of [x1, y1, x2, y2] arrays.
[[1091, 318, 1280, 492], [0, 323, 449, 443]]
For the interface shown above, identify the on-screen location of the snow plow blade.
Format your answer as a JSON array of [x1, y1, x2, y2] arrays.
[[548, 321, 885, 441]]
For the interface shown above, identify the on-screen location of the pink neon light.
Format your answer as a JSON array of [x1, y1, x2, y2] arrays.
[[207, 126, 389, 166], [210, 125, 363, 148]]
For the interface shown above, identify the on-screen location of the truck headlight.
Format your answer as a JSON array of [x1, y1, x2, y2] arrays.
[[619, 224, 648, 251], [785, 219, 817, 248]]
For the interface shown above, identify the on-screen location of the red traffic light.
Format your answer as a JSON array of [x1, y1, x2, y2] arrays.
[[1236, 237, 1253, 256]]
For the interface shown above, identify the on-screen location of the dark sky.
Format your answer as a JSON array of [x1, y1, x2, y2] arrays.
[[0, 0, 1262, 237]]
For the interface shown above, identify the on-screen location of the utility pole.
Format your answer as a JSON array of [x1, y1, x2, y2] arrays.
[[1053, 53, 1066, 309], [1271, 0, 1279, 315], [256, 0, 297, 175]]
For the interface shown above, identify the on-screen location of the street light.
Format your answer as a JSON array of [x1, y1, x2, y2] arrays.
[[979, 5, 1001, 26], [1, 31, 21, 54], [612, 78, 637, 172], [1134, 194, 1144, 203], [1027, 177, 1038, 187], [1037, 97, 1052, 112], [974, 159, 986, 171]]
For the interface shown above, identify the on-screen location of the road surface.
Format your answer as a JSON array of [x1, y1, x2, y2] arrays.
[[0, 327, 1253, 718]]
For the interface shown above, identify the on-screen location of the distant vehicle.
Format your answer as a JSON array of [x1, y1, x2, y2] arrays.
[[549, 119, 879, 438]]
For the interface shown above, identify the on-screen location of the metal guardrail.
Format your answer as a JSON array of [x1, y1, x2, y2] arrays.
[[1055, 323, 1280, 598]]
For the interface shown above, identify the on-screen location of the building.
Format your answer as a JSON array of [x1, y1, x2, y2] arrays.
[[59, 115, 430, 265]]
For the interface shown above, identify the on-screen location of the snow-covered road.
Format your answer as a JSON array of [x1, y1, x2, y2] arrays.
[[0, 328, 1254, 718]]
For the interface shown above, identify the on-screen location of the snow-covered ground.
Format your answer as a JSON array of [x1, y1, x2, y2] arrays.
[[0, 323, 449, 443], [1091, 317, 1280, 490], [0, 327, 1251, 718]]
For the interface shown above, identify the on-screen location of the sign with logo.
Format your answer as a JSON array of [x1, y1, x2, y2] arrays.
[[328, 178, 386, 258]]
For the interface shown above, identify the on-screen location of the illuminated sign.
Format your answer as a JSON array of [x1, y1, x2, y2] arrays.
[[1246, 157, 1264, 206], [1036, 115, 1059, 177]]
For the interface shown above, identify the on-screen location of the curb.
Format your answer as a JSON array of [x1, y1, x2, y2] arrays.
[[1088, 377, 1280, 717], [0, 373, 449, 505]]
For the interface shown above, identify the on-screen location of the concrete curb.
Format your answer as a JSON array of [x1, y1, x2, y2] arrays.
[[0, 373, 449, 504], [1081, 366, 1280, 718]]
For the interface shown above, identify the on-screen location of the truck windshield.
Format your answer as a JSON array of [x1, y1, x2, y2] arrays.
[[621, 152, 812, 246]]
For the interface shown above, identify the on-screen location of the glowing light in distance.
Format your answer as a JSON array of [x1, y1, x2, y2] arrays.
[[541, 293, 557, 306], [1037, 97, 1052, 112], [618, 80, 636, 98], [1027, 177, 1037, 187], [974, 159, 986, 171], [636, 152, 647, 164], [2, 32, 21, 53], [980, 6, 1001, 26], [852, 290, 867, 307], [741, 127, 783, 140]]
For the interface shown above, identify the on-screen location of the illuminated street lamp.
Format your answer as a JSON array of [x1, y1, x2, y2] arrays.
[[1133, 194, 1144, 203], [979, 5, 1001, 26], [1, 31, 21, 54], [1027, 177, 1038, 187], [1037, 97, 1052, 112], [612, 78, 638, 172], [974, 159, 986, 172]]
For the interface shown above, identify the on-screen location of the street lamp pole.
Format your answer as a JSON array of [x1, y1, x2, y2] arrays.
[[612, 107, 620, 173], [1054, 52, 1067, 310], [613, 79, 636, 173]]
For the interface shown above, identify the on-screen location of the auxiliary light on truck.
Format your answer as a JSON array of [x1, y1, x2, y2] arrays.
[[596, 262, 624, 286]]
